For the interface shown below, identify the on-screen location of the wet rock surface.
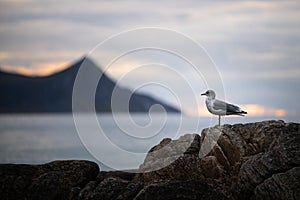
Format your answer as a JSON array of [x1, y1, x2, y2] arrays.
[[1, 120, 299, 200]]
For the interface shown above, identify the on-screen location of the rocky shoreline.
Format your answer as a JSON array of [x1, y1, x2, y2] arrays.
[[1, 120, 299, 200]]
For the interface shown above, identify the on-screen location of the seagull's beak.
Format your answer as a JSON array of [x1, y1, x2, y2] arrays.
[[201, 93, 206, 96]]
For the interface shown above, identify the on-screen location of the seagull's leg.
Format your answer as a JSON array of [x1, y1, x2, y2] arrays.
[[218, 115, 221, 126]]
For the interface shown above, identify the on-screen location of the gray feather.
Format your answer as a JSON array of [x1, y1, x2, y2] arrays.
[[213, 99, 242, 115]]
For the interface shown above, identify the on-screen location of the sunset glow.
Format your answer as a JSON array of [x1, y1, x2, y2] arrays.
[[186, 103, 286, 118], [105, 60, 143, 78], [241, 104, 286, 117], [0, 61, 69, 76]]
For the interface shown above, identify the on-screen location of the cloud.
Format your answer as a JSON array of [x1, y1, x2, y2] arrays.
[[0, 50, 81, 62], [241, 104, 286, 117], [0, 61, 69, 76], [0, 50, 84, 73], [1, 0, 299, 55], [220, 65, 300, 81], [0, 52, 10, 60]]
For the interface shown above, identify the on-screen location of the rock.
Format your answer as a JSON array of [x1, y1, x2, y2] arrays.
[[254, 167, 300, 199], [1, 120, 299, 200], [69, 187, 82, 200], [0, 164, 38, 200], [0, 160, 99, 200], [135, 120, 300, 199], [78, 181, 98, 200], [138, 134, 200, 172], [97, 170, 137, 182], [235, 125, 300, 199], [76, 170, 143, 200], [79, 177, 129, 199], [134, 180, 227, 200], [78, 177, 143, 200]]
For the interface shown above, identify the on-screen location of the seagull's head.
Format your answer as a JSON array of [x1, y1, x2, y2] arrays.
[[201, 90, 216, 99]]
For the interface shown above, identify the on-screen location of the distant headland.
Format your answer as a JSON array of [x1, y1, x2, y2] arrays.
[[0, 57, 180, 113]]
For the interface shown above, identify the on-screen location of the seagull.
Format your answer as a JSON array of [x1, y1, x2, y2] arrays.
[[201, 90, 247, 125]]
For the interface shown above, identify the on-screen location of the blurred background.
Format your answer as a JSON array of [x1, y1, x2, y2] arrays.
[[0, 0, 299, 120], [0, 0, 299, 169]]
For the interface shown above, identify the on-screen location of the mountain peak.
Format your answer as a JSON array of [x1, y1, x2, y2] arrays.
[[0, 57, 180, 113]]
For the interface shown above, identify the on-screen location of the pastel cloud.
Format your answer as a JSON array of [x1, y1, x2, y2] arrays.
[[241, 104, 286, 118], [0, 61, 69, 76], [191, 104, 286, 118]]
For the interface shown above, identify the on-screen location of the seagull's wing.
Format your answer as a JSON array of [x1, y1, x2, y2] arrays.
[[213, 99, 242, 115], [213, 99, 227, 111]]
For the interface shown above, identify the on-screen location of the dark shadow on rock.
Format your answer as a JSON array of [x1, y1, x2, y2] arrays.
[[0, 160, 99, 200]]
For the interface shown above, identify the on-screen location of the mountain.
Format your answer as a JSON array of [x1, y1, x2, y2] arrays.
[[0, 57, 180, 113]]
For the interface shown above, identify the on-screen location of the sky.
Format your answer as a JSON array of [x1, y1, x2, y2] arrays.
[[0, 0, 299, 121]]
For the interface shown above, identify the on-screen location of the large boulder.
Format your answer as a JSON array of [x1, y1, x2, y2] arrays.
[[134, 120, 300, 199], [0, 160, 99, 200]]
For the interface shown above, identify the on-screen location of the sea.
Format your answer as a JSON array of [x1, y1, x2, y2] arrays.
[[0, 114, 294, 171]]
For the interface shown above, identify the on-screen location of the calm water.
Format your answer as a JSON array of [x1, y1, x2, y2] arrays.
[[0, 114, 291, 171]]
